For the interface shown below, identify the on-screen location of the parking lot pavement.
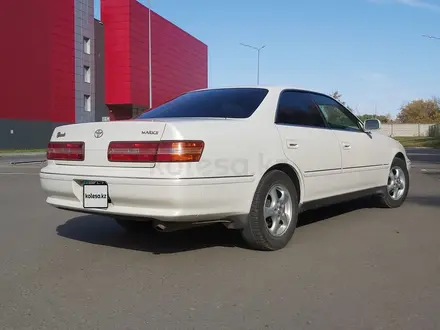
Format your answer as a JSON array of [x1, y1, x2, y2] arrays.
[[1, 155, 440, 330]]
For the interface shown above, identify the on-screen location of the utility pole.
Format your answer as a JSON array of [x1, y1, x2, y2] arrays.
[[239, 43, 266, 85], [148, 0, 153, 109]]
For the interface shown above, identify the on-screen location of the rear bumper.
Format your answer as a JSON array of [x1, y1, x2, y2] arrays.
[[40, 169, 255, 222]]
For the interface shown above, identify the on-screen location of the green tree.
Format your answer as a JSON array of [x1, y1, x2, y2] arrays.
[[329, 90, 354, 112], [358, 114, 392, 124], [396, 98, 440, 123], [330, 90, 343, 103]]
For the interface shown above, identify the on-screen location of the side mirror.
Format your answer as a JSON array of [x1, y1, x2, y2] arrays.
[[364, 118, 381, 131]]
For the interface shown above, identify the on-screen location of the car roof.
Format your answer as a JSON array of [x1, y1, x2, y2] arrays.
[[191, 85, 323, 95]]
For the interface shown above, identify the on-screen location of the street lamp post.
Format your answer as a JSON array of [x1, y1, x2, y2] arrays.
[[240, 43, 266, 85], [422, 34, 440, 41], [148, 0, 153, 109]]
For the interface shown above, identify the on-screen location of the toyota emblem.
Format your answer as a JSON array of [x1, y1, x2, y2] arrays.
[[94, 129, 104, 138]]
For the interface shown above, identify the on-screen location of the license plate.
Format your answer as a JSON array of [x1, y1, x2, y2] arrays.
[[83, 181, 108, 209]]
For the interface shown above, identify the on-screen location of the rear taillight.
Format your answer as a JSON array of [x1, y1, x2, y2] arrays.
[[156, 141, 204, 162], [107, 141, 204, 162], [107, 142, 159, 162], [47, 142, 85, 161]]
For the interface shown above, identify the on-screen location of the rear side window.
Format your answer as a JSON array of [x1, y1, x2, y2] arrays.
[[137, 88, 269, 119], [275, 90, 327, 128]]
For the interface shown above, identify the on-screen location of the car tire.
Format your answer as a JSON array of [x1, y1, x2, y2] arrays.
[[114, 217, 155, 233], [241, 170, 299, 251], [375, 157, 410, 208]]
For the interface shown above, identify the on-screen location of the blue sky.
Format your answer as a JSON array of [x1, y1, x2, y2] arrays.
[[94, 0, 439, 117]]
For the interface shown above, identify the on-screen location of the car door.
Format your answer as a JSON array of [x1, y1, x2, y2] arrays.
[[309, 92, 389, 191], [274, 90, 344, 201]]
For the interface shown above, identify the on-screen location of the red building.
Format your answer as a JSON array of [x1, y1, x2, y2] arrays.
[[0, 0, 208, 149]]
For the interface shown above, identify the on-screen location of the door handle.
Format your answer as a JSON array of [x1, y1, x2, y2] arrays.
[[287, 141, 299, 149], [342, 142, 351, 150]]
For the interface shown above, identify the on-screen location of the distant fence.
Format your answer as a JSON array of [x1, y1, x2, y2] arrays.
[[377, 123, 440, 137]]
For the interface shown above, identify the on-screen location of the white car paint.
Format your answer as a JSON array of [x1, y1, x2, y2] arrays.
[[40, 86, 410, 228]]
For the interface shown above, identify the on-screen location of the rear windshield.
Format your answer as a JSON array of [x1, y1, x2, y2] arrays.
[[136, 88, 269, 119]]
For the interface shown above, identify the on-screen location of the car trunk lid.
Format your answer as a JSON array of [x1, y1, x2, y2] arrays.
[[50, 120, 167, 168]]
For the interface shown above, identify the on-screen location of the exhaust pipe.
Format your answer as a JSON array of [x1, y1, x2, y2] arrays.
[[153, 221, 189, 233], [153, 219, 232, 233], [155, 223, 167, 232]]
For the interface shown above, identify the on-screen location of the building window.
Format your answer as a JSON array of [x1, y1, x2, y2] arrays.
[[132, 107, 147, 118], [84, 95, 91, 112], [84, 66, 91, 83], [83, 37, 91, 54]]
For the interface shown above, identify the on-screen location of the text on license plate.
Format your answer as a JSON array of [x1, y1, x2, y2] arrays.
[[83, 182, 108, 208]]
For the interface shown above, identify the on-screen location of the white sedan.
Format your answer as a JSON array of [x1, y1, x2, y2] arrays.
[[40, 86, 411, 251]]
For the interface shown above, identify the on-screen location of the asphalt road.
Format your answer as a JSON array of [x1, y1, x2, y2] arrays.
[[0, 152, 46, 165], [406, 148, 440, 166], [1, 151, 440, 330]]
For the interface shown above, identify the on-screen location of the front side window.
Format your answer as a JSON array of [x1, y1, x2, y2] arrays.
[[137, 88, 269, 119], [310, 93, 362, 132], [275, 90, 327, 128]]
